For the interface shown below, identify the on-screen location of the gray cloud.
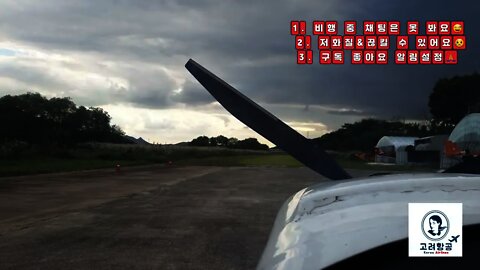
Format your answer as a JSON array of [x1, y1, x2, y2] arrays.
[[120, 67, 178, 108], [170, 79, 214, 105], [0, 0, 478, 132], [0, 62, 65, 91]]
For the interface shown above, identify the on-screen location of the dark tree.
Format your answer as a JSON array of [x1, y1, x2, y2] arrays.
[[190, 136, 210, 146], [226, 137, 238, 147], [314, 119, 431, 152], [429, 73, 480, 128], [0, 92, 128, 145], [209, 136, 218, 146], [188, 135, 268, 150], [208, 135, 229, 146], [214, 135, 228, 146], [229, 138, 269, 150], [0, 92, 49, 143]]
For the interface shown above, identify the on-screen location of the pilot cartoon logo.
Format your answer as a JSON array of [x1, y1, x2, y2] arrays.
[[408, 203, 462, 257]]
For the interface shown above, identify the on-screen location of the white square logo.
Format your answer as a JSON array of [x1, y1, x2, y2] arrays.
[[409, 203, 462, 257]]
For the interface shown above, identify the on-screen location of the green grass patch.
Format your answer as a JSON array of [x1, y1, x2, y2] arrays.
[[0, 143, 436, 177], [0, 158, 148, 177], [0, 144, 272, 177], [176, 154, 303, 167], [177, 153, 435, 172]]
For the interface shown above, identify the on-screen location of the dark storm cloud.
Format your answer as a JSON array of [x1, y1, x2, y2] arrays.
[[0, 62, 66, 91], [0, 0, 478, 122], [118, 66, 179, 108], [189, 0, 479, 120], [170, 80, 214, 105]]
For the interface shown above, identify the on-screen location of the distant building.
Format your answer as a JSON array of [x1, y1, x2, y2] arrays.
[[410, 135, 449, 166], [375, 136, 417, 164], [448, 113, 480, 153], [441, 113, 480, 168]]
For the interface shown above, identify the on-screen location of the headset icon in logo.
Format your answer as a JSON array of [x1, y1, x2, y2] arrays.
[[421, 210, 450, 241]]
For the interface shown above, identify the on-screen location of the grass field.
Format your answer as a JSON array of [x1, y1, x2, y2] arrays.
[[0, 143, 436, 177], [177, 153, 436, 171], [0, 158, 149, 176], [0, 144, 270, 176], [176, 153, 303, 167]]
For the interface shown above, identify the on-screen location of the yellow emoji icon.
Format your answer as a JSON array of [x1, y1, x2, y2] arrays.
[[455, 38, 464, 48], [453, 23, 462, 33]]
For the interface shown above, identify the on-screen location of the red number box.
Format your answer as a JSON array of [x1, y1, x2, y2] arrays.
[[432, 50, 443, 64], [407, 21, 419, 35], [366, 36, 377, 49], [364, 50, 375, 64], [451, 21, 464, 35], [344, 21, 357, 35], [344, 36, 355, 49], [376, 51, 388, 64], [313, 21, 325, 34], [408, 50, 419, 64], [351, 50, 363, 64], [306, 50, 313, 64], [355, 36, 365, 49], [332, 50, 344, 64], [445, 50, 458, 64], [388, 21, 400, 35], [397, 36, 408, 49], [318, 36, 330, 49], [420, 50, 431, 64], [304, 35, 311, 49], [326, 21, 338, 35], [395, 50, 407, 64], [376, 21, 388, 35], [428, 36, 440, 49], [299, 21, 306, 35], [295, 35, 305, 50], [331, 36, 343, 49], [416, 36, 427, 50], [439, 21, 450, 35], [426, 21, 438, 35], [441, 36, 452, 49], [453, 36, 466, 50], [319, 50, 332, 64], [378, 36, 390, 49], [291, 21, 299, 35], [363, 21, 375, 35], [297, 50, 306, 64]]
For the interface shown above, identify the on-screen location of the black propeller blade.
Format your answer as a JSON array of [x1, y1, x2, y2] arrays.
[[185, 59, 351, 180]]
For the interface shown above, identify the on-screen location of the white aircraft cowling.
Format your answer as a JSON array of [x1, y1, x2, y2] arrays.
[[257, 173, 480, 270]]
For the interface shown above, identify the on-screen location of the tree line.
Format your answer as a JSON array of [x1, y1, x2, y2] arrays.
[[316, 72, 480, 151], [314, 119, 431, 152], [1, 72, 477, 152], [189, 135, 269, 150], [0, 92, 128, 145]]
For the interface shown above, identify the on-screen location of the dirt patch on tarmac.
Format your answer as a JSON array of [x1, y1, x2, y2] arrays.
[[0, 166, 373, 269]]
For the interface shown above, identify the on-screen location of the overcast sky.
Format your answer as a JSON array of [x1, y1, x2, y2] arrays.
[[0, 0, 478, 145]]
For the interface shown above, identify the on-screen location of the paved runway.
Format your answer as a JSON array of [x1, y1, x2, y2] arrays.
[[0, 165, 375, 270]]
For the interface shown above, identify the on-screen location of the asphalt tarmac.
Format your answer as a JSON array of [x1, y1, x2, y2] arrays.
[[0, 165, 375, 270]]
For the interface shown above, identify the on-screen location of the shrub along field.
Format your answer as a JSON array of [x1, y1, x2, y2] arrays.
[[0, 143, 273, 176], [0, 142, 435, 177], [0, 92, 439, 177]]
